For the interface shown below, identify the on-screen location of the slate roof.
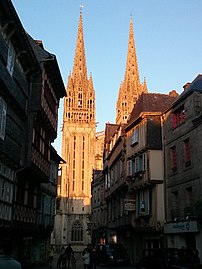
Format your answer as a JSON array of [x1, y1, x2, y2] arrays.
[[27, 34, 66, 98], [104, 123, 119, 144], [186, 74, 202, 92], [173, 74, 202, 104], [126, 93, 177, 128]]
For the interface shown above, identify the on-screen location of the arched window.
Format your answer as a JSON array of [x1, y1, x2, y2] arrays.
[[71, 220, 83, 242]]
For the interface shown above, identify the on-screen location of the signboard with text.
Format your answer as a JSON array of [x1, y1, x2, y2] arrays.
[[164, 220, 198, 234], [124, 199, 136, 211]]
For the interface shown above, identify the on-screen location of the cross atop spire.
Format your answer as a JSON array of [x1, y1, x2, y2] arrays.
[[80, 4, 84, 14]]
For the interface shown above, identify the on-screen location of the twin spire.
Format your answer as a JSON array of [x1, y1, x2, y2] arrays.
[[116, 17, 148, 124], [68, 9, 147, 126]]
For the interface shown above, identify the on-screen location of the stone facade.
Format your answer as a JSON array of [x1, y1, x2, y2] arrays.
[[53, 10, 98, 252], [163, 75, 202, 260]]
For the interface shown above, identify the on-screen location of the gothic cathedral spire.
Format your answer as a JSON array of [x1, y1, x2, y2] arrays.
[[64, 8, 95, 126], [72, 9, 88, 85], [116, 17, 147, 124], [56, 9, 96, 250]]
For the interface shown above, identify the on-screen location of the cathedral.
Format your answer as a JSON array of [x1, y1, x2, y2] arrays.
[[53, 9, 104, 251], [53, 10, 145, 251]]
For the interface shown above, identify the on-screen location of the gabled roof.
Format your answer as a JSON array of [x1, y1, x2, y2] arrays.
[[0, 0, 40, 74], [104, 123, 119, 144], [27, 34, 66, 98], [173, 74, 202, 105], [126, 93, 177, 129], [185, 74, 202, 92]]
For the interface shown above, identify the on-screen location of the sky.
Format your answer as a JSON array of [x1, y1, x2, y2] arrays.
[[12, 0, 202, 155]]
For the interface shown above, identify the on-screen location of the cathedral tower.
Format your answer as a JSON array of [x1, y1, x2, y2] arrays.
[[116, 18, 148, 124], [54, 9, 96, 251]]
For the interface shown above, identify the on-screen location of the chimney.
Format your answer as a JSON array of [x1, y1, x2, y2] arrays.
[[183, 82, 191, 91], [169, 90, 178, 97]]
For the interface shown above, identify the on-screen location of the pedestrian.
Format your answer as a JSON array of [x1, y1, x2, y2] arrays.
[[65, 244, 74, 269], [91, 247, 97, 269], [70, 252, 76, 269], [57, 246, 66, 268], [82, 244, 92, 269], [48, 245, 54, 268], [0, 239, 22, 269]]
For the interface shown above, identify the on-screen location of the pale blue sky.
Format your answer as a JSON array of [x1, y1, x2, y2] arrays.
[[12, 0, 202, 155]]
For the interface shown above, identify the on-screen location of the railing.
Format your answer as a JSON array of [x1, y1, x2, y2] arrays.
[[127, 171, 163, 189], [107, 214, 133, 228]]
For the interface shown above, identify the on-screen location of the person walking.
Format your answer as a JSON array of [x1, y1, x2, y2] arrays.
[[0, 240, 22, 269], [82, 244, 92, 269], [57, 246, 66, 268], [48, 245, 54, 268], [70, 252, 76, 269], [65, 244, 74, 269]]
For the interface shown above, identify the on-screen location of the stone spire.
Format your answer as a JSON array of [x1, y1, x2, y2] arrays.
[[116, 17, 147, 124], [64, 9, 95, 125], [72, 8, 88, 88]]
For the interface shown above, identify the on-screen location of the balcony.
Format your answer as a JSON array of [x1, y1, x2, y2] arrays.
[[107, 214, 133, 229], [127, 171, 163, 190]]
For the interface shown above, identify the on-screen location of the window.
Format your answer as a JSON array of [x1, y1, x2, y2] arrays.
[[143, 153, 147, 171], [0, 97, 7, 140], [172, 105, 186, 128], [73, 181, 75, 191], [71, 220, 83, 241], [131, 128, 139, 145], [171, 191, 179, 219], [139, 190, 151, 215], [184, 138, 191, 167], [127, 160, 132, 176], [170, 146, 177, 172], [186, 187, 193, 207], [74, 136, 76, 149], [7, 41, 15, 75]]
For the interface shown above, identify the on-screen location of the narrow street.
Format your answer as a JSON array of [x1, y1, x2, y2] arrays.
[[30, 252, 135, 269]]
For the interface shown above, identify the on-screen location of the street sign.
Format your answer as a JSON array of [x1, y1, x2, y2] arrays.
[[124, 199, 136, 211]]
